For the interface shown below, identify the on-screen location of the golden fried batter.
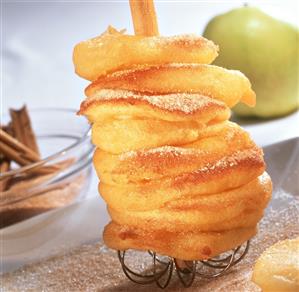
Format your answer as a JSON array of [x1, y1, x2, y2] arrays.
[[93, 121, 259, 181], [92, 119, 204, 154], [75, 26, 272, 260], [83, 94, 232, 153], [104, 222, 257, 260], [79, 90, 230, 123], [73, 27, 218, 81], [107, 173, 271, 231], [86, 64, 256, 107]]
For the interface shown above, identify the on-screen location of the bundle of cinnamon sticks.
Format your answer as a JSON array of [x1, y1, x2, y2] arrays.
[[0, 105, 42, 191], [0, 105, 80, 228], [0, 105, 71, 192]]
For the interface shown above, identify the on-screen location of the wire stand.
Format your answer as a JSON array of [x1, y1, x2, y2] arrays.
[[117, 240, 250, 289]]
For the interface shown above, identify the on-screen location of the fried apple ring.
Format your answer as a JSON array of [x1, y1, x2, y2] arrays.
[[86, 64, 256, 107], [93, 122, 257, 182], [99, 149, 265, 211], [79, 90, 230, 124], [73, 27, 218, 81], [107, 173, 272, 231], [108, 191, 268, 232], [104, 222, 257, 260], [74, 24, 272, 261], [92, 119, 204, 154]]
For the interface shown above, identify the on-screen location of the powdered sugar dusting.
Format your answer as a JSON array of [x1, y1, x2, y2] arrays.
[[88, 89, 225, 114], [151, 34, 217, 49]]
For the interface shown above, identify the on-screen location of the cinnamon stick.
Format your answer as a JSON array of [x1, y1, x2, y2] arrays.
[[0, 106, 77, 204], [0, 128, 70, 176], [0, 129, 40, 165], [3, 107, 62, 174], [0, 158, 10, 192], [1, 125, 13, 191], [129, 0, 159, 36], [10, 105, 40, 157]]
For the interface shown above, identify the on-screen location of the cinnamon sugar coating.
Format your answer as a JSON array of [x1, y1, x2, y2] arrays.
[[74, 26, 271, 261], [86, 64, 256, 107], [73, 27, 218, 81]]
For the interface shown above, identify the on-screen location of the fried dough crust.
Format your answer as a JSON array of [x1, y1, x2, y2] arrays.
[[75, 27, 272, 260], [73, 28, 218, 81], [104, 222, 257, 260], [107, 173, 272, 231], [86, 64, 255, 107]]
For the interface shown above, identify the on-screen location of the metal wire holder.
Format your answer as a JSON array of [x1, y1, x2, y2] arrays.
[[117, 240, 250, 289]]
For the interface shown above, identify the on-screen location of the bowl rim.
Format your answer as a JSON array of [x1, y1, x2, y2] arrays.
[[0, 107, 92, 179]]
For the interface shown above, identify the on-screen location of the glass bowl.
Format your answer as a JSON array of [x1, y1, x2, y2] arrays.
[[0, 108, 94, 228]]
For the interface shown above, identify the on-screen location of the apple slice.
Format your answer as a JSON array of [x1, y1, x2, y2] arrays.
[[86, 64, 255, 108]]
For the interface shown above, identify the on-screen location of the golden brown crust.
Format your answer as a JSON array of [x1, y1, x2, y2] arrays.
[[74, 27, 272, 260], [99, 163, 266, 212], [104, 222, 257, 260], [95, 146, 264, 187], [171, 148, 265, 189], [93, 121, 259, 182], [107, 173, 272, 232], [86, 64, 256, 107], [78, 90, 230, 124], [91, 119, 204, 154], [73, 28, 219, 81]]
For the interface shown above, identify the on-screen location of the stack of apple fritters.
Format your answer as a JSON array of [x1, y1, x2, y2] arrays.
[[75, 27, 272, 260]]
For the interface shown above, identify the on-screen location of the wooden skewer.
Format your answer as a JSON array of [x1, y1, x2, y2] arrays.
[[129, 0, 159, 36], [129, 0, 193, 269]]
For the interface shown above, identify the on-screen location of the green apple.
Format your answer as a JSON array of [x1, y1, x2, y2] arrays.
[[203, 6, 299, 118]]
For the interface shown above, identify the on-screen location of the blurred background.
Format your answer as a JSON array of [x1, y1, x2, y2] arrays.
[[2, 0, 298, 111]]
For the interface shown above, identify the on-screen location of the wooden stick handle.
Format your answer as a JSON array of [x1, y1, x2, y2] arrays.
[[129, 0, 159, 36]]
